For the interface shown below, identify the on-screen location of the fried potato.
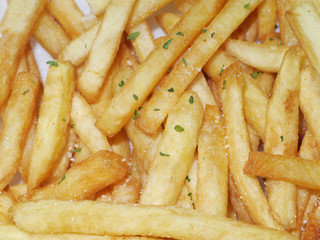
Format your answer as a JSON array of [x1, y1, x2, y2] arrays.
[[78, 0, 136, 103], [302, 201, 320, 240], [257, 0, 277, 41], [220, 62, 282, 230], [224, 39, 289, 72], [12, 200, 296, 239], [29, 150, 127, 201], [96, 0, 225, 137], [174, 0, 199, 14], [0, 72, 39, 190], [0, 191, 15, 217], [109, 129, 131, 161], [28, 61, 75, 191], [176, 183, 194, 209], [0, 0, 46, 109], [239, 11, 258, 42], [156, 12, 180, 34], [87, 0, 112, 16], [9, 183, 28, 201], [72, 140, 91, 164], [140, 91, 203, 205], [196, 105, 228, 216]]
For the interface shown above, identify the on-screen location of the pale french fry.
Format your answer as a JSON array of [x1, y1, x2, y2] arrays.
[[264, 47, 301, 230], [287, 2, 320, 75], [0, 72, 39, 190], [30, 150, 127, 201], [155, 13, 180, 34], [0, 0, 46, 109], [78, 0, 136, 103], [25, 46, 41, 79], [224, 39, 289, 72], [302, 201, 320, 240], [131, 150, 147, 187], [32, 11, 70, 58], [87, 0, 112, 16], [185, 157, 198, 203], [12, 200, 296, 239], [220, 62, 282, 229], [46, 0, 85, 39], [247, 126, 260, 151], [300, 65, 320, 153], [71, 92, 111, 153], [254, 71, 275, 96], [196, 105, 228, 216], [173, 0, 199, 14], [9, 183, 28, 201], [96, 0, 226, 137], [140, 91, 203, 205], [176, 183, 194, 209], [245, 151, 320, 191], [208, 78, 222, 109], [257, 0, 277, 41], [135, 0, 262, 135], [110, 129, 131, 161], [227, 198, 238, 220], [28, 61, 75, 191], [0, 191, 15, 217], [0, 214, 13, 225], [276, 0, 299, 47]]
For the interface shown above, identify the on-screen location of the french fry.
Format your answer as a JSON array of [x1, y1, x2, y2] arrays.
[[302, 201, 320, 240], [30, 150, 128, 201], [196, 105, 228, 216], [224, 39, 289, 72], [173, 0, 199, 14], [0, 0, 46, 109], [72, 140, 91, 164], [96, 0, 226, 137], [301, 192, 320, 238], [0, 72, 39, 190], [239, 11, 258, 42], [257, 0, 277, 41], [0, 191, 15, 217], [12, 200, 296, 239], [78, 0, 136, 103], [140, 91, 203, 205], [287, 1, 320, 75], [71, 92, 111, 153], [135, 0, 262, 135], [9, 183, 28, 201], [110, 129, 131, 161], [28, 61, 75, 191], [87, 0, 112, 16], [254, 71, 275, 96], [185, 157, 198, 203], [46, 0, 85, 39], [220, 62, 282, 229], [176, 183, 194, 209], [155, 13, 180, 34], [32, 11, 70, 58]]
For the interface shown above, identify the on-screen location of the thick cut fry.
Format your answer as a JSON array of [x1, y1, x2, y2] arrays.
[[287, 2, 320, 75], [140, 91, 203, 205], [176, 183, 194, 209], [71, 93, 111, 153], [220, 62, 282, 230], [46, 0, 85, 39], [9, 183, 28, 200], [245, 151, 320, 191], [155, 13, 180, 34], [32, 11, 70, 58], [0, 0, 46, 109], [196, 105, 228, 216], [264, 47, 301, 230], [29, 150, 127, 201], [12, 200, 296, 240], [78, 0, 136, 103], [257, 0, 277, 41], [87, 0, 112, 16], [239, 11, 258, 42], [110, 129, 131, 161], [174, 0, 199, 14], [225, 39, 289, 72], [302, 201, 320, 240], [0, 72, 39, 190], [96, 0, 226, 137], [28, 61, 75, 191]]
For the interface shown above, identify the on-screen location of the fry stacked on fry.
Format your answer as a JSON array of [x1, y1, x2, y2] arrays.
[[1, 0, 320, 239]]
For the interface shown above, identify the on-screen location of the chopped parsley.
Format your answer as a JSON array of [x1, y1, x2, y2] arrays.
[[211, 32, 215, 38], [168, 67, 172, 73], [127, 31, 140, 40], [133, 94, 138, 100], [163, 39, 173, 49], [119, 80, 125, 87], [22, 89, 30, 95], [58, 174, 66, 185], [62, 118, 66, 122], [153, 108, 160, 111], [133, 109, 140, 120], [31, 80, 35, 83], [219, 64, 225, 76], [182, 57, 187, 66], [222, 80, 226, 90], [188, 192, 192, 196], [71, 123, 76, 128], [160, 152, 170, 157], [138, 106, 143, 110], [280, 135, 284, 142], [275, 24, 279, 30], [189, 95, 194, 104], [251, 71, 262, 79], [186, 175, 191, 182], [269, 38, 274, 41], [244, 3, 249, 9], [46, 61, 58, 66], [174, 125, 184, 132], [176, 32, 184, 36], [71, 148, 82, 153], [85, 43, 87, 48], [168, 87, 174, 92], [202, 28, 207, 33]]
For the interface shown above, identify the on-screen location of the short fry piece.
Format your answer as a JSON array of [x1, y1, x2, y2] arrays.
[[87, 0, 112, 16], [302, 201, 320, 240], [257, 0, 277, 41], [0, 72, 39, 190], [28, 61, 75, 191]]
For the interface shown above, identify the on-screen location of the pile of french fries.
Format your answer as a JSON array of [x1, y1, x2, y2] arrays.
[[1, 0, 320, 239]]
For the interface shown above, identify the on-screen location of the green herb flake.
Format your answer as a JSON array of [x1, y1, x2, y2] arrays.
[[189, 95, 194, 104], [62, 118, 66, 122], [46, 61, 58, 66], [280, 135, 284, 142], [269, 38, 274, 41], [160, 152, 170, 157], [153, 108, 160, 111], [275, 24, 279, 29], [119, 80, 125, 87], [168, 67, 172, 73], [244, 3, 249, 9], [22, 89, 30, 95], [168, 87, 174, 92], [71, 148, 82, 153], [176, 32, 184, 36], [71, 123, 76, 128], [187, 192, 192, 196], [133, 109, 140, 120], [127, 31, 140, 40], [186, 175, 191, 182], [163, 39, 173, 49], [202, 28, 207, 33], [31, 80, 35, 84], [138, 106, 143, 110], [211, 32, 215, 38], [262, 177, 266, 181], [251, 71, 262, 79], [58, 174, 66, 185], [222, 80, 226, 90], [85, 43, 87, 48], [279, 40, 282, 46], [174, 125, 184, 132], [182, 57, 187, 66], [133, 94, 138, 100], [219, 64, 225, 76]]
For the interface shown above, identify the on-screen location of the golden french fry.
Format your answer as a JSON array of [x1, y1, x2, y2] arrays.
[[12, 200, 296, 239], [302, 201, 320, 240], [9, 183, 28, 201], [140, 91, 203, 205], [155, 12, 180, 34], [30, 150, 128, 201], [301, 191, 320, 238], [0, 72, 39, 190], [110, 129, 131, 161], [0, 191, 15, 217], [72, 140, 91, 164], [257, 0, 277, 41], [28, 61, 75, 191], [78, 0, 136, 103], [46, 0, 85, 39], [87, 0, 112, 16], [32, 11, 70, 58], [0, 0, 46, 109], [254, 71, 275, 96], [25, 46, 41, 78], [220, 62, 282, 229], [96, 0, 226, 137], [239, 11, 258, 42], [225, 39, 289, 72], [173, 0, 199, 14], [287, 1, 320, 75], [196, 105, 228, 216], [176, 183, 194, 209]]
